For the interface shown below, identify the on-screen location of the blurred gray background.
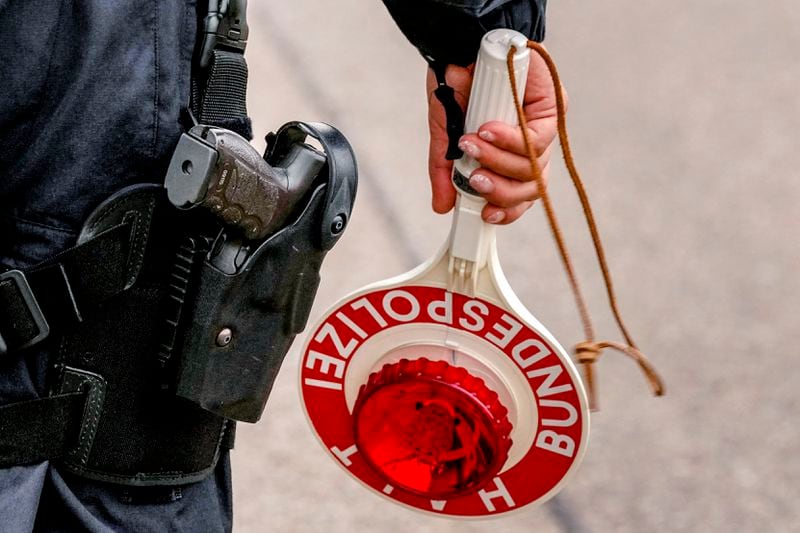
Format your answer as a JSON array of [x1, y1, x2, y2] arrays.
[[232, 1, 800, 531]]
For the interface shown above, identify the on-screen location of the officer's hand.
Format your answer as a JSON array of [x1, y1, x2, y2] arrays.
[[426, 49, 561, 224]]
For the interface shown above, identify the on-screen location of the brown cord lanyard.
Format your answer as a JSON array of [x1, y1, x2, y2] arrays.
[[507, 42, 665, 410]]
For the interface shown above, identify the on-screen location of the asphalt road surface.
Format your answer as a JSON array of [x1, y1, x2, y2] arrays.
[[231, 2, 800, 531]]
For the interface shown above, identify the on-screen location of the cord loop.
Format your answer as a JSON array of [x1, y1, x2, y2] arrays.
[[506, 42, 665, 411]]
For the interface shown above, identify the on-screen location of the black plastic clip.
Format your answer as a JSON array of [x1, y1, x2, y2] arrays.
[[428, 58, 466, 161], [199, 0, 250, 69], [0, 269, 50, 355]]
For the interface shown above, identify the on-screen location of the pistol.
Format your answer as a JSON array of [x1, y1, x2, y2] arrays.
[[164, 125, 325, 241]]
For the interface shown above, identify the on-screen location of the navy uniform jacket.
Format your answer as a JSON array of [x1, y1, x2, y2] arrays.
[[0, 0, 544, 530]]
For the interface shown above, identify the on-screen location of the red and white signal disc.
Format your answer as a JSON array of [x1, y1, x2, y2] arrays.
[[300, 285, 589, 518]]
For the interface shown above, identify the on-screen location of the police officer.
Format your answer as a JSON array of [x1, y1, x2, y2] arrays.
[[0, 1, 553, 530]]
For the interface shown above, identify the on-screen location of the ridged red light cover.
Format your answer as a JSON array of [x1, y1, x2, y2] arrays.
[[352, 358, 513, 498]]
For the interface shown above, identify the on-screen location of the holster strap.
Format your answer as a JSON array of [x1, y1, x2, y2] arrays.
[[0, 386, 236, 470], [191, 1, 251, 139], [194, 50, 250, 136], [0, 222, 133, 356], [0, 392, 86, 467]]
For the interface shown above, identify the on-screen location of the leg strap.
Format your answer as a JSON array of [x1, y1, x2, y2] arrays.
[[0, 392, 86, 467]]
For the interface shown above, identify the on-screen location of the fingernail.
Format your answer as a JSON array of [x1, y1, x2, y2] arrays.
[[478, 130, 495, 142], [486, 212, 505, 224], [469, 174, 494, 194], [458, 140, 480, 158]]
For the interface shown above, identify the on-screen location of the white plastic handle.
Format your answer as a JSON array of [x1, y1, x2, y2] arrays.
[[448, 29, 530, 294]]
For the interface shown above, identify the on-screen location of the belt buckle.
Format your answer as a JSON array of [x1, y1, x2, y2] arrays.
[[0, 269, 50, 355]]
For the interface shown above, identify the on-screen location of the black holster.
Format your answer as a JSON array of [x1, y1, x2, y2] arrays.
[[172, 123, 357, 422], [30, 121, 356, 485]]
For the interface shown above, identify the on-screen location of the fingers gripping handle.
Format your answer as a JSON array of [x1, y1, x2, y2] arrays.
[[453, 30, 531, 192], [448, 30, 530, 294]]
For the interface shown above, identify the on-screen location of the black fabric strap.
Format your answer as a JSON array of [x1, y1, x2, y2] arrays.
[[0, 222, 133, 354], [191, 49, 252, 140], [0, 392, 86, 467], [0, 392, 236, 468], [197, 50, 248, 126]]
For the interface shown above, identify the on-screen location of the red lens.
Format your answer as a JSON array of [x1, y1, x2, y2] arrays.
[[352, 358, 512, 498]]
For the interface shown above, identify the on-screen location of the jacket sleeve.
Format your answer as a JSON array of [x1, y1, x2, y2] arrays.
[[381, 0, 547, 67]]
